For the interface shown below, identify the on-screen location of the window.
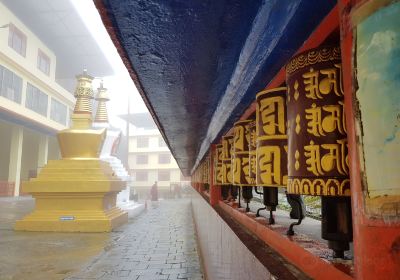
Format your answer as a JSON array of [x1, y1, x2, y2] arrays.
[[158, 154, 171, 164], [136, 154, 148, 164], [8, 23, 27, 57], [135, 170, 148, 181], [137, 137, 149, 148], [25, 83, 48, 116], [37, 49, 50, 75], [158, 170, 170, 181], [0, 65, 22, 103], [158, 136, 167, 147], [50, 98, 67, 125]]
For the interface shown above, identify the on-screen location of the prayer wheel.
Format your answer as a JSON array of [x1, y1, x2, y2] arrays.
[[286, 45, 352, 257], [214, 144, 224, 185], [215, 144, 228, 199], [248, 120, 257, 185], [233, 119, 253, 211], [256, 87, 288, 224], [221, 135, 236, 200], [221, 135, 233, 185], [202, 154, 210, 191]]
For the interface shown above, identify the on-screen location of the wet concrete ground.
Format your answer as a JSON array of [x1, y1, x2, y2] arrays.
[[0, 197, 203, 280]]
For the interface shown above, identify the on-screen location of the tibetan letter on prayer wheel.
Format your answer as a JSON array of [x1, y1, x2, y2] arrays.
[[221, 135, 234, 185], [248, 120, 257, 185], [233, 120, 252, 186], [286, 45, 350, 197], [256, 87, 288, 188]]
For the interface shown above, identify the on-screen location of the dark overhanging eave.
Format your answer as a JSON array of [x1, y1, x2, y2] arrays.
[[94, 0, 185, 173]]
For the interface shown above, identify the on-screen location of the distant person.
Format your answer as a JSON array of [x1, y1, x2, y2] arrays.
[[150, 181, 159, 201]]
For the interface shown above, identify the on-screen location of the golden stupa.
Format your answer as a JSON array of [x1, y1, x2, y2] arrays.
[[14, 70, 128, 232]]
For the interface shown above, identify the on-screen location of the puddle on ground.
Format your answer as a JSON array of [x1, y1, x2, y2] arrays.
[[0, 198, 111, 280]]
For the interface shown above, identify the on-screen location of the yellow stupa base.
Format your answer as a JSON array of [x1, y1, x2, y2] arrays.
[[14, 159, 128, 232]]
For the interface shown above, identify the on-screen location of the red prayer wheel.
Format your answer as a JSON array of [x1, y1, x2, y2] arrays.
[[286, 45, 352, 258], [286, 45, 350, 196]]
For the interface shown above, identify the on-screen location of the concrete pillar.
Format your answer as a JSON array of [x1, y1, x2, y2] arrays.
[[8, 126, 23, 196], [37, 135, 49, 168]]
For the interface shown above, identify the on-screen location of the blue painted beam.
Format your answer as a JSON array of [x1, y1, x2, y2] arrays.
[[193, 0, 337, 172]]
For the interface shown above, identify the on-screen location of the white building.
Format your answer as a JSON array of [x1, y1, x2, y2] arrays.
[[0, 0, 113, 196], [125, 113, 190, 199]]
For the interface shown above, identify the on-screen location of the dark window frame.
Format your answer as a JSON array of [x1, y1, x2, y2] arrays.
[[158, 153, 171, 164], [8, 23, 27, 57], [158, 170, 170, 181], [37, 49, 50, 75], [137, 137, 149, 148], [0, 64, 23, 103], [25, 83, 48, 116], [135, 170, 148, 181], [136, 154, 148, 164], [50, 97, 67, 125]]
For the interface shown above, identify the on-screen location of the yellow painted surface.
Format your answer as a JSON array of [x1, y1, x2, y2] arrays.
[[57, 128, 106, 158], [14, 158, 128, 232], [14, 70, 127, 232]]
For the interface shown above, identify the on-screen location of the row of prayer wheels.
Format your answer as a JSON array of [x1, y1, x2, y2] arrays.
[[192, 45, 352, 258], [192, 153, 210, 186]]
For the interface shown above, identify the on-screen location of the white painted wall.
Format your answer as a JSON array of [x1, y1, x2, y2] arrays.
[[0, 2, 74, 131]]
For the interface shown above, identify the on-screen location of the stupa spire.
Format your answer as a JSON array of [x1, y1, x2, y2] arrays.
[[72, 69, 94, 129], [94, 80, 109, 123]]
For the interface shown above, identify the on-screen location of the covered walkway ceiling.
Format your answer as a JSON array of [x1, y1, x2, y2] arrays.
[[96, 0, 336, 175]]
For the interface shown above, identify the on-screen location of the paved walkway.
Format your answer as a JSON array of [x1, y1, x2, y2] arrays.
[[67, 199, 204, 280]]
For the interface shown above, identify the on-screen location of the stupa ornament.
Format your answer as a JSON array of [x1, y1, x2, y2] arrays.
[[92, 81, 132, 206], [95, 81, 109, 123], [57, 71, 105, 159], [71, 69, 95, 129]]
